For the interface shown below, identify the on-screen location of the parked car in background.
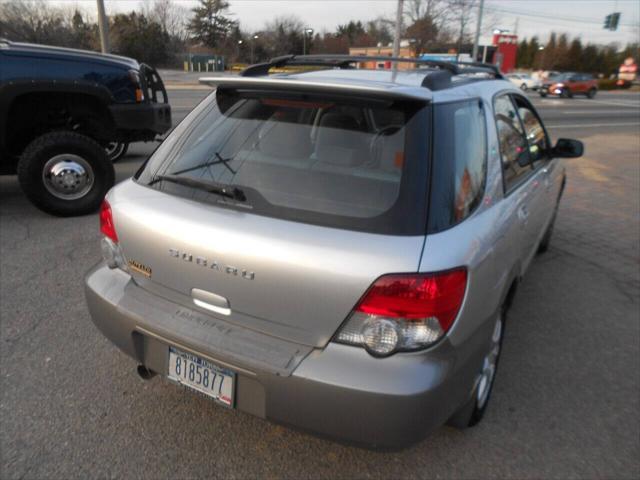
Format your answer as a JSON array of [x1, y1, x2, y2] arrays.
[[506, 73, 541, 91], [0, 40, 171, 215], [540, 72, 598, 98], [85, 55, 584, 448]]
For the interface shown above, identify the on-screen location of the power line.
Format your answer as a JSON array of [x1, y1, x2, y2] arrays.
[[484, 4, 639, 28]]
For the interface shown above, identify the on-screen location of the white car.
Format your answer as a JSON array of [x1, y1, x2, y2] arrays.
[[506, 73, 541, 91]]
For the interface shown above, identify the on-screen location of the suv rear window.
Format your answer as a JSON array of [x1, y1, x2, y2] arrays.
[[138, 88, 430, 235]]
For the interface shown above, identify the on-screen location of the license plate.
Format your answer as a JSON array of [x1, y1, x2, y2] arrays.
[[168, 347, 235, 407]]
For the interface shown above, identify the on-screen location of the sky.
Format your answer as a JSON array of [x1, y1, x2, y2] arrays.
[[55, 0, 640, 46]]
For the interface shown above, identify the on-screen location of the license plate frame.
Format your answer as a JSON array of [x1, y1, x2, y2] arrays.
[[167, 346, 235, 408]]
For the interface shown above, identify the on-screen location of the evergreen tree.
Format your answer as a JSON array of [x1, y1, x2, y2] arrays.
[[516, 39, 529, 68], [543, 32, 557, 70], [566, 38, 583, 71], [556, 33, 569, 70], [188, 0, 235, 48], [528, 36, 540, 68], [111, 12, 170, 65], [581, 44, 599, 73]]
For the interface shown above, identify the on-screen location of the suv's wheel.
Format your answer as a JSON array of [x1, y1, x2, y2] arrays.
[[17, 131, 115, 216], [448, 310, 505, 428], [105, 141, 129, 162], [587, 88, 597, 99], [520, 83, 528, 91]]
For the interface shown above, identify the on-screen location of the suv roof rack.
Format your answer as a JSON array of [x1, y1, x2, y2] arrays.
[[239, 54, 503, 91]]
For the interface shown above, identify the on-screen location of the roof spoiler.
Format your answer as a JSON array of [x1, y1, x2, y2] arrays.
[[198, 76, 432, 101]]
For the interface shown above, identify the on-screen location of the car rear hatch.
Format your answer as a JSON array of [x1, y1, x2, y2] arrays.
[[115, 82, 431, 348]]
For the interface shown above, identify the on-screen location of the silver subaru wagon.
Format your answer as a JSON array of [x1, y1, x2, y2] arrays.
[[85, 55, 583, 448]]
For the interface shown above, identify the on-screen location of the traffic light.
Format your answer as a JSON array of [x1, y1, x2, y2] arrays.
[[610, 12, 621, 31], [604, 12, 621, 31]]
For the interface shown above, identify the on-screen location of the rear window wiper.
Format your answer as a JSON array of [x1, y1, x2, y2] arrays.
[[149, 174, 246, 202], [171, 152, 236, 175]]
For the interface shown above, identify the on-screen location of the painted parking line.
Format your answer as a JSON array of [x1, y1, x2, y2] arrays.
[[560, 110, 640, 114], [573, 99, 640, 108], [534, 98, 640, 108], [547, 122, 640, 129]]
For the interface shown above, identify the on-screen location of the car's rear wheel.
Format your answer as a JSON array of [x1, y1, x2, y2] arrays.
[[587, 88, 597, 99], [105, 141, 129, 162], [539, 91, 547, 97], [520, 83, 528, 91], [448, 310, 505, 428], [17, 131, 115, 216]]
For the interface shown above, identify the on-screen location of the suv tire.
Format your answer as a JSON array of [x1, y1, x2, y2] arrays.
[[105, 141, 129, 162], [17, 131, 115, 216]]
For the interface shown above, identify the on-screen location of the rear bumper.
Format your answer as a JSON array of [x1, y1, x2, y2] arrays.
[[85, 262, 483, 448], [109, 102, 172, 138]]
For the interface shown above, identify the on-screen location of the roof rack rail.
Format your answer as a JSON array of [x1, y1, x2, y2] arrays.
[[239, 54, 503, 80]]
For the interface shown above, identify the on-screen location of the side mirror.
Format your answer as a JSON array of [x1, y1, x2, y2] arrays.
[[552, 138, 583, 158]]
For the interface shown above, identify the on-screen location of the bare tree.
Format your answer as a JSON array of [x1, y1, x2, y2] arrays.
[[0, 0, 96, 49], [405, 0, 450, 30], [262, 15, 305, 56], [141, 0, 190, 43], [447, 0, 478, 57]]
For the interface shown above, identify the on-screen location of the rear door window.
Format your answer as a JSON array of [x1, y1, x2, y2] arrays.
[[494, 94, 532, 192], [138, 89, 430, 235], [429, 99, 487, 231]]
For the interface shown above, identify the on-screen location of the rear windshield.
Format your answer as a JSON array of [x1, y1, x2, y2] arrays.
[[137, 88, 429, 235]]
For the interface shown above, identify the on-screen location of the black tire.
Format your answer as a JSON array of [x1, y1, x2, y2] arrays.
[[17, 131, 114, 217], [587, 88, 597, 99], [539, 91, 547, 97], [105, 141, 129, 162], [448, 307, 506, 429], [520, 83, 528, 91]]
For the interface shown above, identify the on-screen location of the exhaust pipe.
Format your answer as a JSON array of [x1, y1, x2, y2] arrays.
[[136, 364, 157, 380]]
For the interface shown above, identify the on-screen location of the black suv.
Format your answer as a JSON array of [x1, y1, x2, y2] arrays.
[[0, 40, 171, 215]]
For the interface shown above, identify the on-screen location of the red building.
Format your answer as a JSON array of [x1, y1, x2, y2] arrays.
[[492, 33, 518, 73]]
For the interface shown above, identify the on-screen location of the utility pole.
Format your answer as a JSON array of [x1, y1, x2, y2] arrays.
[[250, 35, 259, 64], [96, 0, 110, 53], [302, 28, 313, 55], [472, 0, 485, 62], [392, 0, 404, 58]]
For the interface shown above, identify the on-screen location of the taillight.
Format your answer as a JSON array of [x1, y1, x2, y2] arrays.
[[99, 200, 127, 271], [100, 200, 118, 242], [334, 269, 467, 357]]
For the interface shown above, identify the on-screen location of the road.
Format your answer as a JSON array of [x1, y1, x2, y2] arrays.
[[1, 89, 639, 479]]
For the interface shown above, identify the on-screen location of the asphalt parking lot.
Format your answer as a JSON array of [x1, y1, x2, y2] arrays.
[[1, 89, 639, 479]]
